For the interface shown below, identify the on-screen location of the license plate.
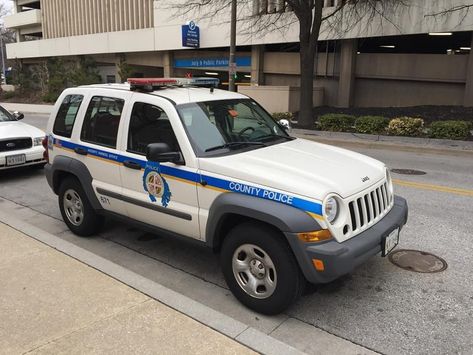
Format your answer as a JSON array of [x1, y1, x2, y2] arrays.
[[6, 154, 26, 166], [382, 228, 399, 257]]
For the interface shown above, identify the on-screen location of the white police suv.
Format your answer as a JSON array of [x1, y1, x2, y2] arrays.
[[44, 78, 408, 314]]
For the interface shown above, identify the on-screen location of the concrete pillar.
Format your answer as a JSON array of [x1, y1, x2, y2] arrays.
[[250, 45, 264, 86], [163, 51, 174, 78], [464, 34, 473, 107], [337, 39, 357, 108]]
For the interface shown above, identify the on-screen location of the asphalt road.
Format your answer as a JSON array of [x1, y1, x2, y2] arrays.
[[2, 114, 473, 354]]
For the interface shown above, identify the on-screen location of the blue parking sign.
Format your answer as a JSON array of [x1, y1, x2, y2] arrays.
[[182, 21, 200, 48]]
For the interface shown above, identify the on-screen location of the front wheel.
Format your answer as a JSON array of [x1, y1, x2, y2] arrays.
[[220, 222, 305, 315], [58, 177, 103, 237]]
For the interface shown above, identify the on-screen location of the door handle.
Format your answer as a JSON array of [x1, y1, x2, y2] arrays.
[[74, 147, 88, 156], [123, 160, 142, 170]]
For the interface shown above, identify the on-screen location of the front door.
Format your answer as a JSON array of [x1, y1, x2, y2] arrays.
[[118, 97, 201, 239]]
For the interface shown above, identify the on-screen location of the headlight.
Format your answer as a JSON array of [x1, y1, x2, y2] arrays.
[[324, 197, 338, 224], [33, 137, 45, 146]]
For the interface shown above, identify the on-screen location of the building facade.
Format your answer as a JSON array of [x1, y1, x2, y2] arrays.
[[4, 0, 473, 112]]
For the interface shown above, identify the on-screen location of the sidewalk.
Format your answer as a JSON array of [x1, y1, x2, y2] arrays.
[[292, 128, 473, 156], [0, 222, 254, 355], [2, 103, 53, 115]]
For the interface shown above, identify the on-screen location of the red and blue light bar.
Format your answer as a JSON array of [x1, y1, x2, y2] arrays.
[[128, 77, 219, 91]]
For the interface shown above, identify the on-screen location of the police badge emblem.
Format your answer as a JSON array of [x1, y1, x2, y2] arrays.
[[142, 161, 172, 207]]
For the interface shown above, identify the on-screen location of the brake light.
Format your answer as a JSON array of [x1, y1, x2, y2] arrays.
[[42, 136, 49, 163]]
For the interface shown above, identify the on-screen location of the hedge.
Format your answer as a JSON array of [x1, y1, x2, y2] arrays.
[[429, 120, 472, 140], [387, 117, 425, 137], [355, 116, 390, 134], [272, 112, 293, 121], [319, 114, 356, 132]]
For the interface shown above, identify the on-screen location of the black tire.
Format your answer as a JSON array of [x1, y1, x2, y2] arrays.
[[220, 222, 305, 315], [58, 177, 103, 237]]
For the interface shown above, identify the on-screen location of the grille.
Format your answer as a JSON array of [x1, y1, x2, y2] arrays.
[[0, 138, 32, 153], [348, 182, 392, 233]]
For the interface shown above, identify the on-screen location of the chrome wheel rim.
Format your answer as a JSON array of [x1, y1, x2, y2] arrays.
[[63, 189, 84, 226], [232, 244, 277, 299]]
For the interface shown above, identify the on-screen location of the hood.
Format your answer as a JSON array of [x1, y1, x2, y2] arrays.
[[199, 138, 386, 200], [0, 121, 45, 140]]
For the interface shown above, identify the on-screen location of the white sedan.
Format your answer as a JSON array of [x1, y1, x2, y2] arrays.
[[0, 106, 46, 170]]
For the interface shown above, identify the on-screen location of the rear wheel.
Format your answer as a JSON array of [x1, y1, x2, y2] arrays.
[[221, 222, 305, 315], [58, 177, 103, 237]]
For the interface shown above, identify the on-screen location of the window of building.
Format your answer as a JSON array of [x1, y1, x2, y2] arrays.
[[81, 96, 124, 148], [128, 102, 179, 155], [53, 95, 84, 138]]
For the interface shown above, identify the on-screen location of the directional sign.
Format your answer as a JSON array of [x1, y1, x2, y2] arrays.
[[174, 57, 251, 68], [182, 21, 200, 48]]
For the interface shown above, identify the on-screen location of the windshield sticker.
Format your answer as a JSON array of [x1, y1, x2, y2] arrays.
[[143, 161, 172, 207]]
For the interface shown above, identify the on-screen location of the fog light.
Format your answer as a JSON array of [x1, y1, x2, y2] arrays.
[[298, 230, 332, 243], [312, 259, 325, 271]]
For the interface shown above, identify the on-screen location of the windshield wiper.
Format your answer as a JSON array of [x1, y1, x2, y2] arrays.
[[205, 141, 267, 153], [256, 134, 296, 142]]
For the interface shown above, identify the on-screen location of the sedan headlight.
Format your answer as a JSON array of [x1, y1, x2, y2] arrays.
[[324, 197, 339, 224], [33, 137, 45, 146]]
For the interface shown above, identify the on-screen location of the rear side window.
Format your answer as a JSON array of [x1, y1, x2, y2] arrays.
[[53, 95, 83, 138], [80, 96, 124, 148]]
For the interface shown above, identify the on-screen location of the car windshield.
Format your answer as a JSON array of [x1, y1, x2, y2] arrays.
[[0, 106, 15, 122], [176, 99, 292, 156]]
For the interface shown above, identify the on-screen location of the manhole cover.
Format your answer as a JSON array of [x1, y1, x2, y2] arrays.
[[389, 249, 447, 273], [391, 169, 426, 175]]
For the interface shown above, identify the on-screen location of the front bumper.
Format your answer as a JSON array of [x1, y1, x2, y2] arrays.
[[0, 146, 46, 170], [286, 195, 408, 284]]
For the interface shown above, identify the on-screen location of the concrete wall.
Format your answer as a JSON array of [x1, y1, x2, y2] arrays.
[[354, 79, 465, 107], [41, 0, 153, 39], [238, 85, 324, 113]]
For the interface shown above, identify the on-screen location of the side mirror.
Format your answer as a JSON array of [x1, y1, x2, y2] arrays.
[[278, 119, 291, 132], [146, 143, 184, 165], [13, 111, 24, 120]]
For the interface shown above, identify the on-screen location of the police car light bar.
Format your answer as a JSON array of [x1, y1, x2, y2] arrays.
[[128, 77, 219, 91]]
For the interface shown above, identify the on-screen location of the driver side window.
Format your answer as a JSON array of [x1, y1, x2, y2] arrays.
[[128, 102, 179, 155]]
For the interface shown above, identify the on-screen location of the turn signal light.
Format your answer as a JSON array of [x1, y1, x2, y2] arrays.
[[297, 230, 332, 243], [312, 259, 325, 272], [42, 136, 49, 163]]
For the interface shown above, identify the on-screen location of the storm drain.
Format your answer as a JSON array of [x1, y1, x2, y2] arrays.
[[390, 169, 426, 176], [389, 249, 447, 273]]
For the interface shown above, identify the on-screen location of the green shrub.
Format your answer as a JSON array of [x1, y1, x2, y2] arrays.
[[318, 114, 356, 132], [387, 117, 424, 137], [42, 92, 59, 103], [429, 121, 472, 140], [272, 112, 293, 121], [355, 116, 390, 134], [2, 91, 16, 100]]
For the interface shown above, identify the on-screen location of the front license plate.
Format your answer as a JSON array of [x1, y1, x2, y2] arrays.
[[382, 228, 399, 257], [6, 154, 26, 166]]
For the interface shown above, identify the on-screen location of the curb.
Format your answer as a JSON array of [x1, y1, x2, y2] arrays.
[[293, 132, 473, 157], [0, 210, 305, 355]]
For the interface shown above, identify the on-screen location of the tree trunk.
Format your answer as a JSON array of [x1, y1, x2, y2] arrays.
[[298, 44, 316, 129]]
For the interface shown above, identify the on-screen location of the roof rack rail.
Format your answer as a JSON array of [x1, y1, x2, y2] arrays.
[[128, 77, 219, 92]]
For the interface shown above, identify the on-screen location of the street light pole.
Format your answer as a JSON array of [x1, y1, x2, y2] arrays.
[[0, 34, 5, 85], [228, 0, 237, 92]]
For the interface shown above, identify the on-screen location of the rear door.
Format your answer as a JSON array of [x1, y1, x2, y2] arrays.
[[118, 94, 201, 239], [68, 89, 132, 215]]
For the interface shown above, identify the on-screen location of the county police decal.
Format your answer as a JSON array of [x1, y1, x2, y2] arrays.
[[143, 161, 172, 207]]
